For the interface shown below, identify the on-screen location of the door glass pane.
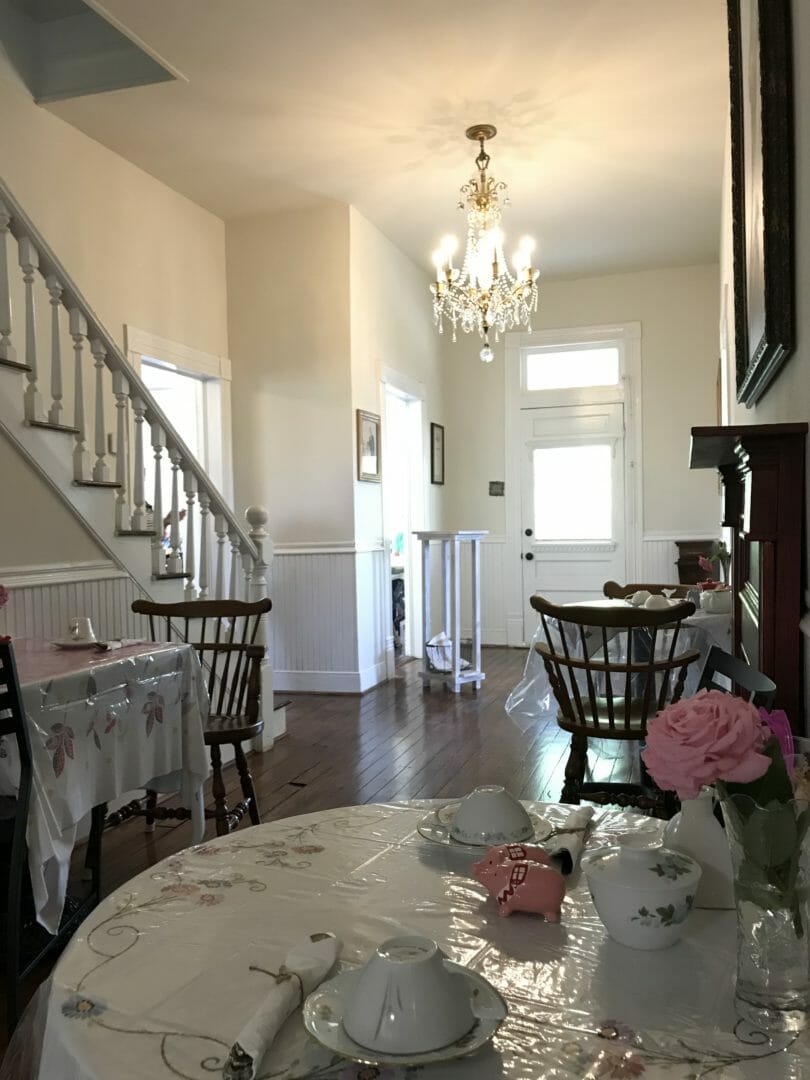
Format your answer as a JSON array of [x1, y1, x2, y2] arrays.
[[525, 347, 619, 390], [533, 444, 612, 540]]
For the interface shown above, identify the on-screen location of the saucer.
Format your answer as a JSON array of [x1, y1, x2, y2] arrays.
[[303, 963, 507, 1067], [417, 802, 552, 850], [51, 639, 98, 650]]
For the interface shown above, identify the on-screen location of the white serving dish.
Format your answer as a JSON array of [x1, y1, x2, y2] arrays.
[[700, 589, 732, 613], [582, 835, 701, 950], [449, 785, 534, 846]]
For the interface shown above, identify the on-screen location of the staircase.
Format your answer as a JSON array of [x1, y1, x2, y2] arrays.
[[0, 178, 280, 740]]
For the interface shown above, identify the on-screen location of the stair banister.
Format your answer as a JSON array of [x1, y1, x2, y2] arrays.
[[0, 178, 259, 572]]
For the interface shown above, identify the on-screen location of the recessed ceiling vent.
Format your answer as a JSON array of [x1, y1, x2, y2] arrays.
[[1, 0, 180, 102]]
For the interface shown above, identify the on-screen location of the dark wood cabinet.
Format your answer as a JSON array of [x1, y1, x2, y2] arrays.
[[690, 423, 807, 730]]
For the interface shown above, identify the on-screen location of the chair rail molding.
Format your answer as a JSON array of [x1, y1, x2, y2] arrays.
[[0, 559, 127, 587]]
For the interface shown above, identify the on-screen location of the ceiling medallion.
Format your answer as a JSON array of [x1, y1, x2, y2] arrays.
[[430, 125, 539, 362]]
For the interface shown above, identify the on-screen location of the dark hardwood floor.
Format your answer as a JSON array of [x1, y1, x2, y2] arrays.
[[3, 646, 638, 1048]]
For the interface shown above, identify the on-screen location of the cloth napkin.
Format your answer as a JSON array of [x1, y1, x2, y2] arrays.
[[223, 932, 340, 1080], [544, 806, 595, 874], [93, 638, 147, 651]]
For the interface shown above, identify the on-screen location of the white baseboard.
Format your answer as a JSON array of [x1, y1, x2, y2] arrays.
[[274, 666, 389, 694]]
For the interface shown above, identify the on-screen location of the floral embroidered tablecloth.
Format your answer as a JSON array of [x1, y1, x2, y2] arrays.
[[19, 802, 810, 1079], [2, 639, 210, 933]]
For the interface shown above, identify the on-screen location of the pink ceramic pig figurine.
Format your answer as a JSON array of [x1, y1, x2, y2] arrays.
[[478, 843, 553, 868], [472, 847, 566, 920]]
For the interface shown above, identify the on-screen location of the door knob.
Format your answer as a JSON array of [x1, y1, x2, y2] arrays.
[[525, 528, 533, 537], [524, 552, 534, 561]]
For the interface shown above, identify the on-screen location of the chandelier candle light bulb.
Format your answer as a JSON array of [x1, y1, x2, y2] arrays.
[[430, 125, 540, 362]]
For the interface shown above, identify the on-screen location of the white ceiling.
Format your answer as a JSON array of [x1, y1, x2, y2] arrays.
[[48, 0, 729, 279]]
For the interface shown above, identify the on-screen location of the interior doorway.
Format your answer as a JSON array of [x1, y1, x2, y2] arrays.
[[382, 380, 425, 659]]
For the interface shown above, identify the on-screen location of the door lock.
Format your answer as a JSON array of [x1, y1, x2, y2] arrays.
[[524, 528, 533, 537], [524, 552, 534, 561]]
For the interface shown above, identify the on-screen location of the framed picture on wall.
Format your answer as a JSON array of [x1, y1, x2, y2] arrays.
[[430, 422, 445, 485], [727, 0, 794, 406], [356, 410, 381, 482]]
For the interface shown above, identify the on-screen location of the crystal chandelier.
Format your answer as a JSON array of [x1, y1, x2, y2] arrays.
[[430, 124, 539, 362]]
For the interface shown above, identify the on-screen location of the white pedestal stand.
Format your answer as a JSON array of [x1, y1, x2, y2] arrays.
[[414, 530, 487, 693]]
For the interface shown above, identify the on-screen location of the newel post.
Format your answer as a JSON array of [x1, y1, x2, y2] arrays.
[[245, 505, 279, 746]]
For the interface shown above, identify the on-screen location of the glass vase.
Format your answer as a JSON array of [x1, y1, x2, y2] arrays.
[[721, 793, 810, 1032]]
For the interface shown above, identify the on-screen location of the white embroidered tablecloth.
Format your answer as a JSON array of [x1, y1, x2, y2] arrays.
[[1, 640, 210, 933], [15, 802, 809, 1079]]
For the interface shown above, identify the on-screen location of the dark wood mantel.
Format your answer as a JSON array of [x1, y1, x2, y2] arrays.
[[690, 423, 807, 729]]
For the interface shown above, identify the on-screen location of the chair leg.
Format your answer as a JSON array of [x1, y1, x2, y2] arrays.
[[87, 804, 106, 900], [561, 732, 588, 804], [234, 743, 261, 826], [6, 834, 27, 1033], [209, 744, 230, 836], [144, 789, 158, 833]]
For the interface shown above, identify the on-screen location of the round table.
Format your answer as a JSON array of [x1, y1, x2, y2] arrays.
[[27, 802, 810, 1078]]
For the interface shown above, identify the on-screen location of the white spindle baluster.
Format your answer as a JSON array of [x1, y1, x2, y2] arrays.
[[45, 274, 64, 426], [247, 506, 273, 738], [90, 339, 108, 481], [229, 533, 241, 599], [0, 200, 15, 364], [112, 371, 129, 531], [198, 490, 211, 599], [214, 514, 227, 599], [241, 545, 253, 601], [130, 397, 147, 530], [167, 448, 183, 573], [183, 469, 197, 598], [18, 237, 41, 421], [69, 309, 88, 481], [150, 423, 165, 576]]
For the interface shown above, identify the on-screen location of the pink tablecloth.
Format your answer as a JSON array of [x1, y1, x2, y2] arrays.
[[1, 639, 210, 933]]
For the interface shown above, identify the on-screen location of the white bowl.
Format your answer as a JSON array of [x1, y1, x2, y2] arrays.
[[582, 836, 702, 950], [629, 590, 651, 606], [342, 936, 475, 1054], [701, 589, 732, 613], [449, 786, 533, 846], [643, 594, 671, 610]]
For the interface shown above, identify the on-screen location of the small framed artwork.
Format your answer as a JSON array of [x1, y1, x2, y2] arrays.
[[430, 422, 445, 485], [356, 409, 381, 482]]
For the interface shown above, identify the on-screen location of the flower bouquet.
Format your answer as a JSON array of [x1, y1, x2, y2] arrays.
[[698, 541, 731, 585], [642, 689, 810, 1032]]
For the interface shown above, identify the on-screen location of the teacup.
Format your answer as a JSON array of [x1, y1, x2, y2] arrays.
[[342, 936, 475, 1054], [68, 617, 96, 643], [450, 785, 533, 846]]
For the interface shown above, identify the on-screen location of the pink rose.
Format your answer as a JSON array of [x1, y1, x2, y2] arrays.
[[0, 585, 8, 609], [641, 689, 771, 800]]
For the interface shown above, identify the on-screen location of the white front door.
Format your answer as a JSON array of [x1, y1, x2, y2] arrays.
[[521, 402, 626, 633]]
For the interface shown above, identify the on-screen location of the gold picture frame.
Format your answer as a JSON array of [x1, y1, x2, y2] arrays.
[[356, 409, 381, 482]]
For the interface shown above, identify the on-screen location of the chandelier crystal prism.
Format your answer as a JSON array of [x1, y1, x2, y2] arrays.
[[430, 125, 539, 362]]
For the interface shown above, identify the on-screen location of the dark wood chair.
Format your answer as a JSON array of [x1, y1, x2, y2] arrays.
[[0, 641, 104, 1030], [697, 645, 777, 709], [130, 598, 272, 836], [530, 594, 700, 815], [603, 581, 691, 600]]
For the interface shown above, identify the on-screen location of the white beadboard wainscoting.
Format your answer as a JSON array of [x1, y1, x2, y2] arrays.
[[271, 545, 393, 694], [0, 561, 148, 641]]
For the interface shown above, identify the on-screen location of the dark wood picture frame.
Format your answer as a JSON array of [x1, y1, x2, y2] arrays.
[[430, 422, 445, 485], [727, 0, 794, 406], [356, 409, 381, 482]]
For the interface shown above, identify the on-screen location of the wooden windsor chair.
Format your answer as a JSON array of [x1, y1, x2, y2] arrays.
[[603, 581, 691, 600], [0, 641, 105, 1030], [130, 598, 272, 837], [697, 645, 777, 709], [530, 594, 700, 815]]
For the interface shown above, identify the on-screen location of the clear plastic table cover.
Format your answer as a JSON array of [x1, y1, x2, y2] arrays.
[[6, 801, 806, 1080], [505, 616, 728, 732], [0, 640, 210, 933]]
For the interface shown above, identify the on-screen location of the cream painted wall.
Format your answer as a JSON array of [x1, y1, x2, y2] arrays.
[[1, 65, 230, 568], [0, 440, 105, 565], [348, 208, 445, 549], [443, 264, 722, 538], [226, 203, 354, 544]]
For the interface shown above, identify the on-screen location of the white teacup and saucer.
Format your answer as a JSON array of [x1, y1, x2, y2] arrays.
[[303, 935, 507, 1066], [52, 617, 98, 650], [417, 785, 552, 850]]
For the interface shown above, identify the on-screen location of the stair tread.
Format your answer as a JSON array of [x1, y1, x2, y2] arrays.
[[28, 419, 80, 434], [116, 530, 157, 537], [0, 358, 31, 372], [153, 572, 192, 580], [73, 479, 121, 489]]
